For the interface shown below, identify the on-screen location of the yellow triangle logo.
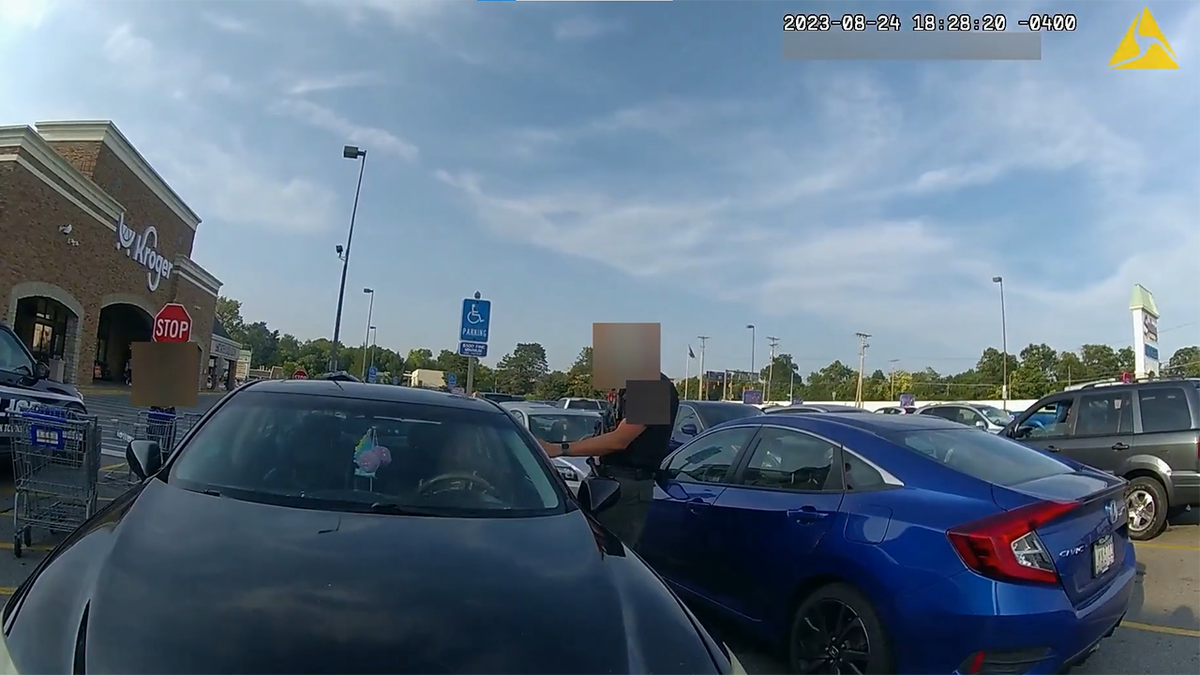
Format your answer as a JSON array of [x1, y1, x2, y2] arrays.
[[1109, 7, 1179, 69]]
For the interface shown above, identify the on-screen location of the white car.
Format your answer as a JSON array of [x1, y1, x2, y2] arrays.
[[914, 403, 1014, 433]]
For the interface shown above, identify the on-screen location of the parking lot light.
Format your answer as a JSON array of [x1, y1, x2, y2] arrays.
[[993, 276, 1009, 407]]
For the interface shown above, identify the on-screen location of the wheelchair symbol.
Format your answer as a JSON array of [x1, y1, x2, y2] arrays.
[[466, 304, 485, 325]]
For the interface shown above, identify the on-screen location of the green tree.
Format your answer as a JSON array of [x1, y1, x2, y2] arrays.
[[1167, 346, 1200, 377], [805, 360, 857, 401], [214, 296, 246, 342], [495, 343, 550, 395], [405, 348, 435, 371], [434, 349, 471, 388], [241, 322, 280, 368], [533, 371, 570, 401], [566, 347, 601, 397]]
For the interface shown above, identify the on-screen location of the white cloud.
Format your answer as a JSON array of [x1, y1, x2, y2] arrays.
[[201, 12, 257, 35], [102, 23, 243, 99], [553, 16, 622, 42], [0, 0, 55, 30], [153, 137, 340, 235], [268, 99, 419, 162], [286, 72, 386, 95]]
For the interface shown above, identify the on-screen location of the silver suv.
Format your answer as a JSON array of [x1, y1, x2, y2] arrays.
[[1004, 378, 1200, 540], [915, 403, 1013, 433]]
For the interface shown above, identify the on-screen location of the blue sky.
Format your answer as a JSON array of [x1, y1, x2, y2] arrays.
[[2, 0, 1198, 375]]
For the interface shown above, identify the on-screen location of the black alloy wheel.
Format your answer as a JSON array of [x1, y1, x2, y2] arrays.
[[789, 584, 891, 675]]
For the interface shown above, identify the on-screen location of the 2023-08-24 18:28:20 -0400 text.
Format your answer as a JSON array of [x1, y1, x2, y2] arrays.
[[783, 13, 1078, 32]]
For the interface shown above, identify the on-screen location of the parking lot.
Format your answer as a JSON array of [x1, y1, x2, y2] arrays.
[[1, 391, 1196, 673]]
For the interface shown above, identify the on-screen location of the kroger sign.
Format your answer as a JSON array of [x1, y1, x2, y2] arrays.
[[115, 214, 173, 292]]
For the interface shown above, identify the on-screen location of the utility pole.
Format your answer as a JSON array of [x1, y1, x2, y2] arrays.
[[888, 359, 899, 400], [697, 336, 709, 401], [766, 336, 779, 403], [854, 332, 872, 407]]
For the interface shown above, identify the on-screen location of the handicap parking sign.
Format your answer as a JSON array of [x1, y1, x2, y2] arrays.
[[460, 299, 491, 343]]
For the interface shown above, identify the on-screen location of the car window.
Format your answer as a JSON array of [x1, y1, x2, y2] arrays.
[[842, 451, 887, 491], [879, 407, 901, 415], [1075, 392, 1134, 436], [0, 329, 33, 374], [664, 426, 757, 484], [976, 406, 1013, 426], [884, 428, 1073, 487], [1021, 398, 1076, 439], [700, 405, 761, 426], [1138, 388, 1193, 434], [566, 400, 601, 410], [920, 407, 956, 421], [169, 391, 562, 516], [741, 427, 841, 492], [527, 413, 603, 443], [509, 410, 525, 425], [673, 406, 698, 433]]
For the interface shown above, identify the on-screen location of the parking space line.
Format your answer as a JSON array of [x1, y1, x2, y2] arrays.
[[0, 542, 54, 552], [1135, 542, 1200, 551], [101, 462, 126, 471], [0, 587, 13, 597], [1121, 620, 1200, 637]]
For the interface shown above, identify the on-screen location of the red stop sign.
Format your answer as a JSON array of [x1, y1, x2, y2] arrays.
[[293, 369, 308, 380], [153, 303, 193, 342]]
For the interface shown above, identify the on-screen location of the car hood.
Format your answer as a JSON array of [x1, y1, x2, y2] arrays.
[[7, 479, 720, 675]]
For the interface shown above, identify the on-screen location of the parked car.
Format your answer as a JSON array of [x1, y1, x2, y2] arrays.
[[639, 412, 1134, 675], [915, 402, 1013, 433], [670, 401, 765, 451], [556, 397, 617, 431], [1003, 377, 1200, 540], [501, 401, 605, 491], [0, 324, 86, 459], [762, 403, 862, 415], [875, 406, 918, 415], [1, 380, 745, 674], [475, 391, 525, 404]]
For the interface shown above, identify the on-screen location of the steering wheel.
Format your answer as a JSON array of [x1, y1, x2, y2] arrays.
[[418, 472, 497, 497]]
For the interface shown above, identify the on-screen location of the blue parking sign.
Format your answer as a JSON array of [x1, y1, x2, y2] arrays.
[[460, 298, 491, 343]]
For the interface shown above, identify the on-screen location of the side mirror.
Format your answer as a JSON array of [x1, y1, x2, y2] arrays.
[[578, 476, 621, 514], [974, 420, 988, 430], [680, 423, 698, 436], [34, 361, 50, 380], [126, 440, 163, 480]]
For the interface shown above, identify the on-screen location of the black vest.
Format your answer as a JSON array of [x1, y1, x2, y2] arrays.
[[601, 374, 680, 471]]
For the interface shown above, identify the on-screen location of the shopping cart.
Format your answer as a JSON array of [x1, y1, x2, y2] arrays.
[[10, 405, 101, 557], [105, 409, 201, 482]]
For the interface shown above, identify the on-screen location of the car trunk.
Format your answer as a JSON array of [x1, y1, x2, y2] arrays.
[[992, 471, 1129, 609]]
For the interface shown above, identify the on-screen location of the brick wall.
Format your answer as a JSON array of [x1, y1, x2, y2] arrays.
[[0, 155, 202, 385]]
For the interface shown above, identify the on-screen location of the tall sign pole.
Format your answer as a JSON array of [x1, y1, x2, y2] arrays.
[[854, 332, 871, 407], [766, 336, 779, 403], [697, 336, 709, 401], [459, 291, 491, 394]]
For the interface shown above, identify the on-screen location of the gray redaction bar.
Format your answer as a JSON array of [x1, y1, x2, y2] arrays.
[[782, 31, 1042, 61]]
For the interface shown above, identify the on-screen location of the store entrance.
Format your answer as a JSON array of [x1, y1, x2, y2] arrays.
[[13, 296, 79, 382], [94, 304, 153, 383]]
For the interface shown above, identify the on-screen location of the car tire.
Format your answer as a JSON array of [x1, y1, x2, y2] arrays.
[[788, 583, 893, 675], [1125, 476, 1168, 541]]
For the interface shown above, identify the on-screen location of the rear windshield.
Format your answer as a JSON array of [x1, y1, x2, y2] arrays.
[[480, 392, 524, 403], [881, 428, 1073, 487], [700, 405, 763, 425], [528, 413, 603, 442], [566, 400, 602, 410], [169, 391, 563, 517]]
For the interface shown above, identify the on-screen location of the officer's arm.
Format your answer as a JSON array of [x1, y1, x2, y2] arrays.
[[538, 420, 646, 457]]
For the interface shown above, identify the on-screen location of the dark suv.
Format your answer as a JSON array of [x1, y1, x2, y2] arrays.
[[1004, 377, 1200, 540]]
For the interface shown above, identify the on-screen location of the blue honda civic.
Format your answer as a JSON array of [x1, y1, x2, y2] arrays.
[[638, 413, 1135, 674]]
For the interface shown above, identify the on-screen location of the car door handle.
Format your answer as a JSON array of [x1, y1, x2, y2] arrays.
[[1045, 445, 1061, 453], [788, 507, 830, 524], [1112, 442, 1130, 451]]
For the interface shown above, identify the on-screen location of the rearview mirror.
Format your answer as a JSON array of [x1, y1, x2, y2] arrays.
[[34, 361, 50, 380], [680, 423, 698, 436], [126, 440, 163, 480], [578, 476, 621, 514]]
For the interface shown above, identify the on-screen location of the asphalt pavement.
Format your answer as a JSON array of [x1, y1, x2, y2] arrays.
[[0, 405, 1195, 675]]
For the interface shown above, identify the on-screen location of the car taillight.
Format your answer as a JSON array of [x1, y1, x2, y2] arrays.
[[947, 501, 1078, 585]]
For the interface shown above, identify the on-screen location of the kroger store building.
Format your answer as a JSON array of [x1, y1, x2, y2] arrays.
[[0, 120, 238, 389]]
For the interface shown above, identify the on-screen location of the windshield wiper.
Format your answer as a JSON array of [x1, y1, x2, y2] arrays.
[[367, 501, 443, 517]]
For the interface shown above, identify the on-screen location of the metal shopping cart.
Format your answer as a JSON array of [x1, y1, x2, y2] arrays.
[[106, 408, 201, 483], [10, 405, 102, 557]]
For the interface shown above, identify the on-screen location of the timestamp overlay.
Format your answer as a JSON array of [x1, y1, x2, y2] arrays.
[[782, 13, 1054, 61]]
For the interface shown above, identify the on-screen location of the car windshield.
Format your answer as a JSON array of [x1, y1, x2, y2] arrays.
[[528, 413, 602, 442], [977, 406, 1014, 425], [168, 391, 563, 517], [0, 329, 33, 375], [481, 392, 524, 403], [882, 428, 1072, 487]]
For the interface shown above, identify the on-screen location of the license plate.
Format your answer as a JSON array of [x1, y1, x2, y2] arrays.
[[1092, 535, 1115, 577]]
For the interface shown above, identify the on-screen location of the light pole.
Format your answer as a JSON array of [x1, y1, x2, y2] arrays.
[[888, 359, 900, 399], [360, 287, 375, 379], [329, 144, 368, 372], [766, 336, 779, 402], [697, 336, 709, 400], [367, 325, 377, 377], [746, 324, 756, 391], [993, 276, 1009, 408]]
